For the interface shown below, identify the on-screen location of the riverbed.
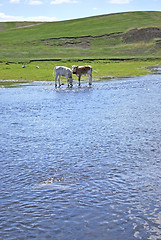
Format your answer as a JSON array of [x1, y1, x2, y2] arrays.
[[0, 75, 161, 240]]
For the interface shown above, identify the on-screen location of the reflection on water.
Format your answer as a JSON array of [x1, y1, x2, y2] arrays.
[[0, 75, 161, 240]]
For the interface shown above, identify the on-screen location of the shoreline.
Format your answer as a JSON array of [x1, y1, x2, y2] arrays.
[[0, 59, 161, 88], [1, 72, 161, 88]]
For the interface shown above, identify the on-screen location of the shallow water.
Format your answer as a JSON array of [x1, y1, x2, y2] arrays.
[[0, 75, 161, 240]]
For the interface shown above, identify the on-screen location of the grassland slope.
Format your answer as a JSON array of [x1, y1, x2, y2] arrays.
[[1, 11, 161, 61]]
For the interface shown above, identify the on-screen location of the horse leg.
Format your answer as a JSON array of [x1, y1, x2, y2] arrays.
[[66, 76, 70, 88], [69, 77, 73, 88], [78, 75, 81, 86], [55, 74, 58, 88], [58, 75, 61, 87], [89, 73, 92, 86]]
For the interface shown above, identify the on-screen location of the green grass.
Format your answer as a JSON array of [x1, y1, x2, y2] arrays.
[[0, 11, 161, 61], [0, 59, 160, 87], [1, 11, 161, 86], [1, 11, 161, 43], [1, 40, 161, 62]]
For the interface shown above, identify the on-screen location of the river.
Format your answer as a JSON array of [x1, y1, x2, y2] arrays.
[[0, 74, 161, 240]]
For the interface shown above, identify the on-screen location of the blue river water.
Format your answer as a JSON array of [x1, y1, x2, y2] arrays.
[[0, 75, 161, 240]]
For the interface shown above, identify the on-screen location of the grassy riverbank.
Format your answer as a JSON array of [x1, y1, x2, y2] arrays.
[[1, 11, 161, 86], [0, 59, 160, 87]]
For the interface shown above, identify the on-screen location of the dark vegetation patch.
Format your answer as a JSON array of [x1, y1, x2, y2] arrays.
[[29, 27, 161, 49], [123, 27, 161, 43], [155, 38, 161, 47], [39, 32, 123, 48]]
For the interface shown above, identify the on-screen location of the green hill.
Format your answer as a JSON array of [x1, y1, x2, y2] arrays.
[[1, 11, 161, 61]]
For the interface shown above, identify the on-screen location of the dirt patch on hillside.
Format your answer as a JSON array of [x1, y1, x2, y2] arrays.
[[123, 27, 161, 43], [0, 23, 43, 32], [28, 27, 161, 50], [15, 23, 43, 29], [40, 32, 122, 49], [41, 36, 91, 49], [40, 27, 161, 48]]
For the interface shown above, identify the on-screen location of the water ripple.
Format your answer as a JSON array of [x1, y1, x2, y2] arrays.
[[0, 75, 161, 239]]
